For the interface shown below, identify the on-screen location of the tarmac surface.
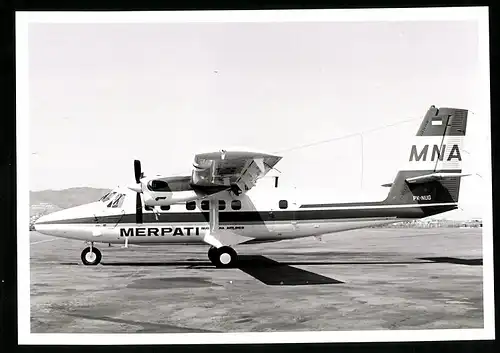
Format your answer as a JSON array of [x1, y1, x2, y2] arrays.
[[29, 228, 484, 333]]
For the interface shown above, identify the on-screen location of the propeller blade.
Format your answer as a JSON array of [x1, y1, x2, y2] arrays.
[[136, 192, 143, 224], [134, 160, 142, 184]]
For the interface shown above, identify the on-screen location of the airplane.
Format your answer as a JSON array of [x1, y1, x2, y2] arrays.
[[34, 105, 471, 267]]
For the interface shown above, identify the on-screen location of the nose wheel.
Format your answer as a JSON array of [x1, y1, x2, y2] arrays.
[[208, 246, 238, 268], [81, 246, 102, 266]]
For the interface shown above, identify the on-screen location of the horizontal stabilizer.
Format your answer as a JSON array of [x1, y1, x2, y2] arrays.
[[405, 172, 471, 184], [203, 230, 254, 248], [381, 183, 393, 187]]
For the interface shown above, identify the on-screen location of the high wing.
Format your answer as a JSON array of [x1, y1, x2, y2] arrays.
[[191, 150, 282, 194], [129, 150, 281, 210]]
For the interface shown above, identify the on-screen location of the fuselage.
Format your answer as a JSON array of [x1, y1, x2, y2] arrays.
[[33, 184, 455, 246], [32, 105, 467, 259]]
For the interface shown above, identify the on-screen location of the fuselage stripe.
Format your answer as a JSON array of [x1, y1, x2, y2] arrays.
[[35, 203, 457, 225]]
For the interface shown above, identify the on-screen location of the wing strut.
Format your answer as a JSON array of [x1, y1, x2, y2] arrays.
[[202, 198, 255, 248], [209, 199, 219, 234], [203, 199, 223, 248]]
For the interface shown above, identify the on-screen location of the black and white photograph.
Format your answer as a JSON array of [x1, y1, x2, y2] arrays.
[[16, 7, 494, 345]]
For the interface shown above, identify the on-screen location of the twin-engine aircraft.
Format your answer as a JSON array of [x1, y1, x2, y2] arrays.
[[34, 105, 470, 267]]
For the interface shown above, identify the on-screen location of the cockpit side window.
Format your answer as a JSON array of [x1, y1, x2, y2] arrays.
[[99, 192, 109, 201], [107, 193, 118, 207]]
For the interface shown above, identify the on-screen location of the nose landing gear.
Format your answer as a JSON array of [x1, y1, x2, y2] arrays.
[[81, 242, 102, 265], [208, 246, 238, 268]]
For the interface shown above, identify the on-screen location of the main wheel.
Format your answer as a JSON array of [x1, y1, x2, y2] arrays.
[[81, 247, 102, 266], [207, 246, 218, 262], [212, 246, 238, 268]]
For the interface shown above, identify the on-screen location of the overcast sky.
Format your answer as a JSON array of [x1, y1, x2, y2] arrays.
[[27, 18, 488, 219]]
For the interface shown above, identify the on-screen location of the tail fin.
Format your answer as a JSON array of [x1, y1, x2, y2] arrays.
[[384, 105, 468, 210]]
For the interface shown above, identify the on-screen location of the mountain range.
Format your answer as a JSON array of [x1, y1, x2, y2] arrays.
[[30, 187, 111, 216]]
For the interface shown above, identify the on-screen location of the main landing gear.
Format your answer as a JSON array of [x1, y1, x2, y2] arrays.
[[81, 242, 102, 266], [205, 197, 238, 268], [208, 246, 238, 268]]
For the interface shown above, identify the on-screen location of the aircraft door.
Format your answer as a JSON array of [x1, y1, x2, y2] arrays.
[[267, 199, 297, 235], [110, 209, 125, 228]]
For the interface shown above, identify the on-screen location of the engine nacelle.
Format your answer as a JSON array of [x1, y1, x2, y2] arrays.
[[144, 190, 205, 207]]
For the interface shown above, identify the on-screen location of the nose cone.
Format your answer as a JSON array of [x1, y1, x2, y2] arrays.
[[34, 210, 65, 225], [33, 209, 69, 235], [33, 214, 46, 230], [33, 202, 101, 235]]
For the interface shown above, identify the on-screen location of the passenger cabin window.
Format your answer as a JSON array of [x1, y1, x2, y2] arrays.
[[279, 200, 288, 209], [186, 201, 196, 211], [219, 200, 226, 210], [201, 200, 209, 211], [160, 205, 170, 211], [231, 200, 242, 210]]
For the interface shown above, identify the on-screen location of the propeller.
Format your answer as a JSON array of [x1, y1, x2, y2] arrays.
[[134, 159, 141, 183], [133, 160, 143, 224], [135, 193, 143, 224]]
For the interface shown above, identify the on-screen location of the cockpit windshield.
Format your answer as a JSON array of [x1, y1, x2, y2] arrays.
[[108, 193, 126, 208], [99, 191, 116, 203]]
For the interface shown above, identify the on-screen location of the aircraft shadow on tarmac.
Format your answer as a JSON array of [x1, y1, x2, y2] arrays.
[[235, 255, 344, 285], [418, 257, 483, 266], [60, 255, 482, 286], [98, 255, 344, 286], [104, 255, 483, 286]]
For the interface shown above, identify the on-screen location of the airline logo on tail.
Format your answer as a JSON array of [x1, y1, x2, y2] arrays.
[[409, 144, 462, 162], [404, 135, 464, 171]]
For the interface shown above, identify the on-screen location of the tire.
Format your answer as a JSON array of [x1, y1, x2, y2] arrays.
[[81, 247, 102, 266], [208, 246, 218, 262], [213, 246, 238, 268]]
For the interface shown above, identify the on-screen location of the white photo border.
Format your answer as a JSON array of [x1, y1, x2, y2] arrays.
[[16, 6, 494, 345]]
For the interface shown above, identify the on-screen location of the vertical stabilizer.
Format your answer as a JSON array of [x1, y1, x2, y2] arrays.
[[407, 105, 467, 172], [384, 106, 468, 209]]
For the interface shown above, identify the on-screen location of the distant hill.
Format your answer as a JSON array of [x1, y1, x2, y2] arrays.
[[30, 187, 111, 210]]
